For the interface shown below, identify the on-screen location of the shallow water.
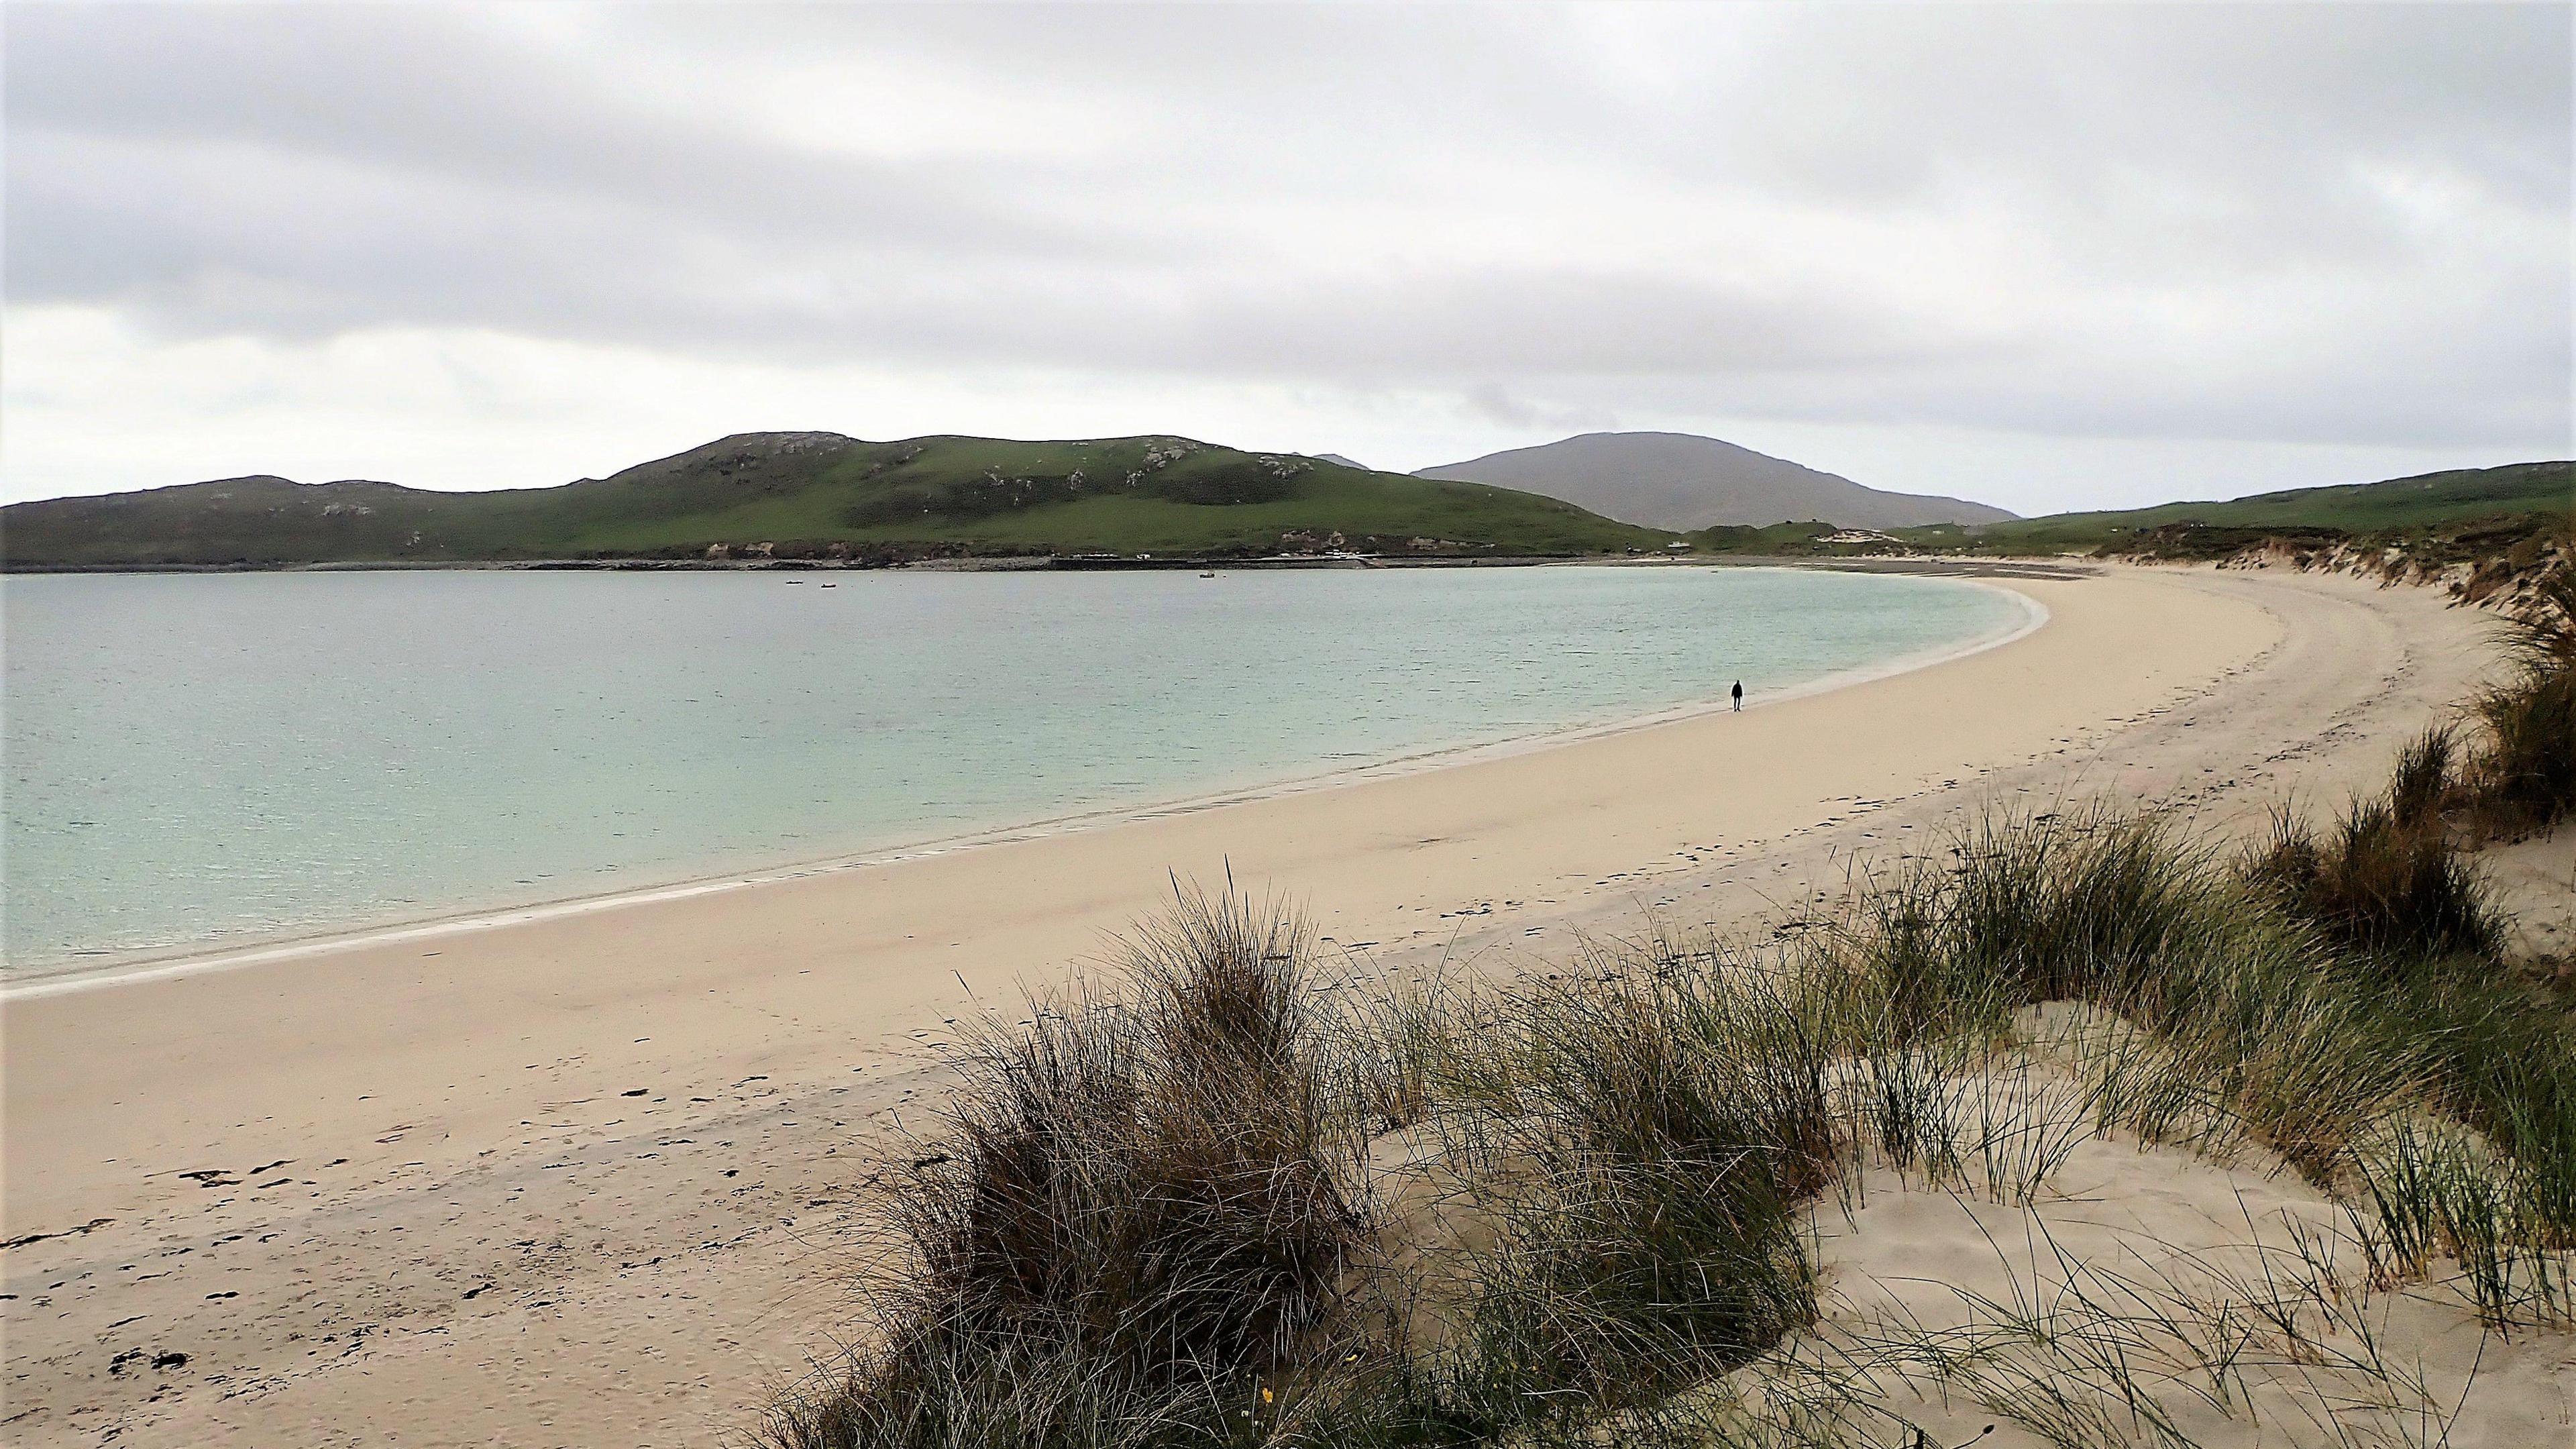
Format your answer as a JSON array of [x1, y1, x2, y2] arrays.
[[2, 566, 2025, 973]]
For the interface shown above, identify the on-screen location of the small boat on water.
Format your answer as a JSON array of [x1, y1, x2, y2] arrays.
[[820, 582, 838, 588], [1199, 571, 1217, 578]]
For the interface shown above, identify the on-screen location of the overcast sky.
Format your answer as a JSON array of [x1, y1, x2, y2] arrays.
[[6, 2, 2569, 514]]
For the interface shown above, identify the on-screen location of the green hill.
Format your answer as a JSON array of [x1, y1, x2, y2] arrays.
[[1911, 460, 2571, 554], [0, 433, 1673, 569]]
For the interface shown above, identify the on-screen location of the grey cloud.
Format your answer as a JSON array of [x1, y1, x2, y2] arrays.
[[7, 3, 2566, 460], [7, 5, 1140, 267], [1461, 383, 1618, 434]]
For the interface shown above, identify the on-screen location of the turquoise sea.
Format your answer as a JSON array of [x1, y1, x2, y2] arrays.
[[1, 566, 2029, 977]]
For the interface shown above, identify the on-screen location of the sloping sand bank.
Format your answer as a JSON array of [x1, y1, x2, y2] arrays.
[[1756, 1028, 2575, 1449], [2, 564, 2538, 1446]]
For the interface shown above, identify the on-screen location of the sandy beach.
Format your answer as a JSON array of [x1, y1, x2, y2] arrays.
[[6, 562, 2565, 1446]]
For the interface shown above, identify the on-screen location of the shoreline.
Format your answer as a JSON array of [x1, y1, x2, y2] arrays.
[[3, 570, 2048, 999], [0, 550, 2098, 578], [7, 566, 2249, 1231]]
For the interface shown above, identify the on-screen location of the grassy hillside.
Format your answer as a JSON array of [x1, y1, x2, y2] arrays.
[[21, 440, 2556, 572], [0, 433, 1668, 568], [1687, 519, 1851, 554], [1925, 460, 2570, 554]]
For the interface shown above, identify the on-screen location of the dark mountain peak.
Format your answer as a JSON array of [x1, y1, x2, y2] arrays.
[[1554, 429, 1785, 455], [1415, 431, 2016, 531]]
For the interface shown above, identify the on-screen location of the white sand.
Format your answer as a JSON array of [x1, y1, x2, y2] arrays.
[[1788, 1069, 2575, 1448]]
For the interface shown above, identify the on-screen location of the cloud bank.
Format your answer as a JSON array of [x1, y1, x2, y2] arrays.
[[7, 3, 2567, 511]]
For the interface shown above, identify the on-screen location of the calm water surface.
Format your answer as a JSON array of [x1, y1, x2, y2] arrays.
[[3, 566, 2026, 973]]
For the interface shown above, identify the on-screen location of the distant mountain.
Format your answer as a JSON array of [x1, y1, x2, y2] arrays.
[[1415, 431, 2016, 531], [1, 432, 1668, 568], [1312, 453, 1366, 470]]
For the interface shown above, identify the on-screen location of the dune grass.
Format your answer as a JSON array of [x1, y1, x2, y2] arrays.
[[2241, 733, 2505, 963], [1399, 947, 1842, 1428], [757, 892, 1378, 1448], [766, 786, 2571, 1446], [2461, 568, 2576, 838]]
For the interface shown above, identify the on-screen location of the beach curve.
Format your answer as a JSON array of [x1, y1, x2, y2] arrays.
[[1, 567, 2049, 1002], [18, 563, 2456, 1448]]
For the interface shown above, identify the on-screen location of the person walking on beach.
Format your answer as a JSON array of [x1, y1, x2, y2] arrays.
[[1731, 680, 1743, 712]]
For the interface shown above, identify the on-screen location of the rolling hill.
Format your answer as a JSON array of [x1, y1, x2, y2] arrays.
[[0, 433, 1672, 569], [1415, 431, 2017, 531], [1920, 460, 2572, 553]]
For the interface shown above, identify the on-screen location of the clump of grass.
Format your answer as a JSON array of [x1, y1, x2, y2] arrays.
[[2245, 797, 2502, 960], [2065, 1008, 2229, 1152], [1836, 806, 2229, 1040], [2461, 566, 2576, 838], [1813, 808, 2390, 1175], [2243, 733, 2504, 963], [1965, 1061, 2094, 1206], [760, 1337, 1226, 1449], [2347, 1119, 2576, 1331], [1326, 938, 1858, 1438], [759, 888, 1373, 1449], [2386, 724, 2457, 828], [1436, 953, 1840, 1418], [2363, 952, 2576, 1248], [1820, 807, 2523, 1185], [1860, 1038, 1968, 1185]]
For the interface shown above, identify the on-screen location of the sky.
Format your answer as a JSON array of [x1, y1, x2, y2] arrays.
[[5, 2, 2569, 516]]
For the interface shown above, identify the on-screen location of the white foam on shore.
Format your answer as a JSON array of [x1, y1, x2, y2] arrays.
[[4, 574, 2047, 1002]]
